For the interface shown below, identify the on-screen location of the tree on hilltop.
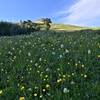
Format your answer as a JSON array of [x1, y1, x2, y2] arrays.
[[40, 18, 52, 30]]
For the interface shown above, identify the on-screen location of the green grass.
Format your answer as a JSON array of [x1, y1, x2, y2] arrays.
[[91, 27, 100, 30], [51, 23, 100, 31], [51, 24, 87, 31], [0, 30, 100, 100]]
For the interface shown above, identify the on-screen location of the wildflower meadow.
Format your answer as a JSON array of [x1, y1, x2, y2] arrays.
[[0, 30, 100, 100]]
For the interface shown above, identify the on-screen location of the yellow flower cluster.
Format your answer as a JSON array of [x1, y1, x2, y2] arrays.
[[97, 55, 100, 58], [46, 84, 50, 88], [19, 97, 25, 100], [34, 93, 37, 97], [0, 90, 3, 95], [21, 86, 25, 91], [57, 78, 62, 83]]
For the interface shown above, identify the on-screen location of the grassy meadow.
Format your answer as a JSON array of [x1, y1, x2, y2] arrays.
[[0, 30, 100, 100]]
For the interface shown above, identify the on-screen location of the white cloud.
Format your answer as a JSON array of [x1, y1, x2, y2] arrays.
[[59, 0, 100, 26]]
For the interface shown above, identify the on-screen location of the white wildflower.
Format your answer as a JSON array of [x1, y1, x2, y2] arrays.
[[52, 48, 55, 50], [52, 52, 55, 55], [28, 52, 31, 56], [12, 47, 15, 50], [46, 68, 50, 72], [70, 81, 75, 85], [65, 49, 69, 53], [88, 49, 91, 54], [35, 63, 38, 66], [59, 55, 62, 58], [61, 44, 64, 48], [39, 58, 42, 61], [30, 60, 33, 63], [63, 88, 69, 93], [28, 88, 32, 91], [40, 95, 43, 98]]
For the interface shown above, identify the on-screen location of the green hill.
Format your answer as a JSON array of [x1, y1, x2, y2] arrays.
[[0, 30, 100, 100], [51, 24, 85, 30], [34, 19, 86, 31], [51, 23, 100, 31]]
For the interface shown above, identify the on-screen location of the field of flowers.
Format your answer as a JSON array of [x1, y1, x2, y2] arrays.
[[0, 30, 100, 100]]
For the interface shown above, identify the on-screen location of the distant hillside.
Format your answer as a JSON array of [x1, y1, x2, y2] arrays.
[[51, 24, 85, 31], [34, 19, 86, 31], [50, 23, 100, 31]]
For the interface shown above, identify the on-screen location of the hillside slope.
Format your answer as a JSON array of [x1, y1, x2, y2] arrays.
[[51, 24, 85, 31], [51, 23, 100, 31]]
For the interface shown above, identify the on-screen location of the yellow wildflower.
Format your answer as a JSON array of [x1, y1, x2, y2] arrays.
[[75, 63, 78, 66], [63, 75, 66, 78], [34, 93, 37, 97], [38, 65, 41, 68], [21, 86, 25, 90], [46, 84, 50, 88], [29, 68, 32, 71], [82, 64, 84, 68], [0, 90, 3, 95], [43, 78, 46, 81], [19, 97, 25, 100], [45, 75, 48, 78], [57, 78, 62, 83], [97, 55, 100, 58], [84, 75, 87, 78]]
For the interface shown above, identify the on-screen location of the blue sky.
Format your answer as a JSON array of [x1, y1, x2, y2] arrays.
[[0, 0, 100, 26]]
